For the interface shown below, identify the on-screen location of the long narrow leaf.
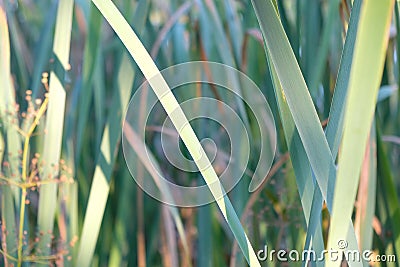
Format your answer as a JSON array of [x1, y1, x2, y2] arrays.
[[0, 1, 20, 262], [326, 1, 394, 266], [75, 53, 135, 267], [36, 0, 74, 256], [91, 0, 261, 265], [251, 1, 362, 265], [304, 0, 362, 258]]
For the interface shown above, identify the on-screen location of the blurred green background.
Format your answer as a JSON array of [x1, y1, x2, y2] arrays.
[[0, 0, 399, 266]]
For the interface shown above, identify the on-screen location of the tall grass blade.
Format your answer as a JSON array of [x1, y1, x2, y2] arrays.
[[308, 0, 340, 96], [326, 1, 394, 266], [305, 0, 361, 258], [30, 2, 58, 99], [0, 0, 21, 198], [252, 0, 334, 209], [223, 0, 243, 66], [267, 40, 325, 267], [324, 0, 361, 161], [76, 1, 151, 265], [251, 1, 362, 264], [36, 0, 74, 257], [91, 0, 261, 265], [0, 1, 19, 263], [1, 185, 17, 265], [75, 54, 135, 267], [75, 2, 102, 163], [6, 4, 30, 91]]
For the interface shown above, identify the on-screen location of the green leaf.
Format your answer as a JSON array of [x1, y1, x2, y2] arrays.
[[0, 2, 20, 262], [305, 0, 362, 260], [36, 0, 74, 256], [250, 1, 362, 265], [75, 52, 136, 267], [75, 1, 150, 265], [90, 0, 261, 265], [75, 2, 103, 163], [251, 0, 335, 207], [326, 1, 394, 266]]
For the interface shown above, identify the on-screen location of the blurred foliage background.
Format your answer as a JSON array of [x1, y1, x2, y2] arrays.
[[0, 0, 399, 266]]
